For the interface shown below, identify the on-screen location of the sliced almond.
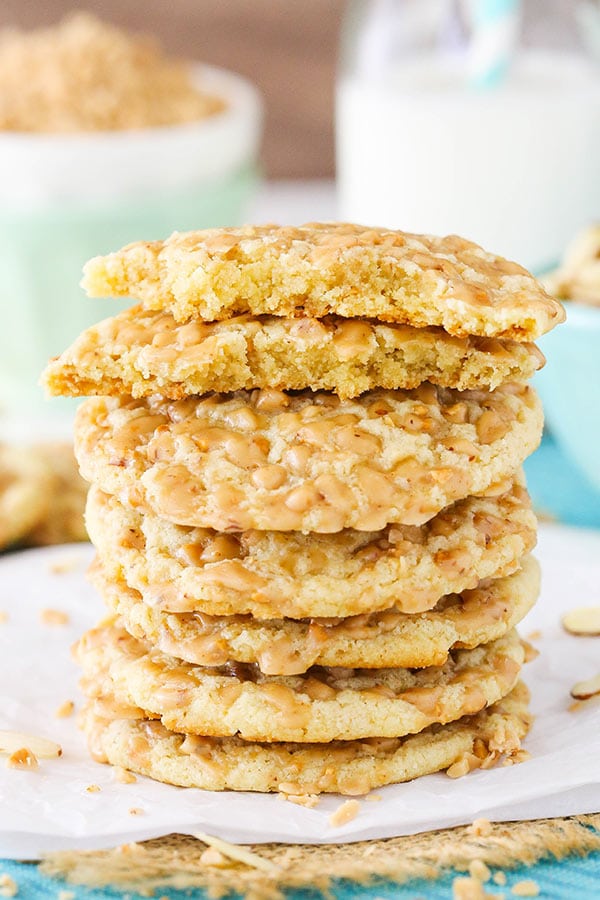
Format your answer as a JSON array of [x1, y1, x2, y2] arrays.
[[0, 730, 62, 759], [562, 606, 600, 636], [192, 832, 280, 873], [570, 672, 600, 700]]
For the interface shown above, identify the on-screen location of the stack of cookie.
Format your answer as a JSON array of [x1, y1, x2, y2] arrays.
[[43, 223, 564, 796]]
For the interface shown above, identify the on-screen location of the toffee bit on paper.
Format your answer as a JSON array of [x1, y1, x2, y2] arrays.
[[446, 753, 482, 779], [525, 629, 542, 641], [280, 792, 320, 809], [561, 606, 600, 636], [6, 747, 38, 770], [40, 608, 70, 626], [85, 783, 101, 793], [48, 555, 80, 575], [129, 807, 144, 816], [0, 730, 61, 759], [511, 880, 540, 897], [192, 832, 280, 873], [55, 700, 75, 718], [0, 874, 18, 897], [469, 859, 491, 882], [521, 640, 539, 663], [468, 818, 493, 837], [502, 749, 532, 767], [113, 766, 137, 784], [328, 799, 361, 828]]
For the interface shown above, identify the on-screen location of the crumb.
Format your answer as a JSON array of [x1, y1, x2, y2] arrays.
[[0, 874, 18, 897], [469, 818, 493, 837], [452, 875, 490, 899], [113, 766, 137, 784], [521, 640, 539, 663], [328, 799, 361, 828], [200, 847, 229, 867], [6, 748, 38, 770], [526, 629, 542, 641], [0, 612, 7, 624], [40, 608, 69, 625], [494, 871, 507, 885], [55, 700, 75, 719], [511, 880, 540, 897], [502, 749, 532, 767], [48, 555, 79, 575], [85, 784, 101, 793], [129, 807, 144, 816], [280, 792, 320, 809], [366, 793, 383, 802], [469, 859, 491, 882], [0, 14, 225, 133], [447, 753, 481, 778]]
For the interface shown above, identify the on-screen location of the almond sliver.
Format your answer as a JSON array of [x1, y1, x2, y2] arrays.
[[0, 730, 62, 758], [570, 673, 600, 701], [562, 607, 600, 636]]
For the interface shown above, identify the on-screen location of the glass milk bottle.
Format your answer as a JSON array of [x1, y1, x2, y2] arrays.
[[337, 0, 600, 271]]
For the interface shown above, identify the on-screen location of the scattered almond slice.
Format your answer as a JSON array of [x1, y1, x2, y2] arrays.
[[328, 799, 361, 827], [562, 606, 600, 636], [0, 730, 61, 759], [113, 766, 137, 784], [6, 748, 38, 770], [280, 792, 320, 809], [192, 832, 280, 873], [85, 784, 101, 793], [570, 672, 600, 700], [55, 700, 75, 719], [40, 608, 69, 626]]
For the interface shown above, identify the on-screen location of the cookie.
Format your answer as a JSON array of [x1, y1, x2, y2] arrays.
[[75, 621, 524, 742], [81, 223, 564, 340], [25, 442, 88, 546], [75, 384, 543, 533], [90, 556, 539, 674], [80, 682, 531, 794], [86, 479, 536, 618], [42, 307, 545, 401], [543, 224, 600, 306], [0, 445, 53, 549]]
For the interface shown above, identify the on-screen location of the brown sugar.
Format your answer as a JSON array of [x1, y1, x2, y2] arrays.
[[0, 13, 224, 133]]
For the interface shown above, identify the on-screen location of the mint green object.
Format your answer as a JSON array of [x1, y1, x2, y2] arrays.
[[0, 164, 258, 417], [535, 303, 600, 492]]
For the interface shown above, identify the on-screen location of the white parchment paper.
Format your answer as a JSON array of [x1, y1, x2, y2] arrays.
[[1, 523, 599, 858]]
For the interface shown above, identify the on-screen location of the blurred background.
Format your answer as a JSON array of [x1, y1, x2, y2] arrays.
[[0, 0, 599, 535]]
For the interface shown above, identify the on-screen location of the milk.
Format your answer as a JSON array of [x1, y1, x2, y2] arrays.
[[337, 52, 600, 271]]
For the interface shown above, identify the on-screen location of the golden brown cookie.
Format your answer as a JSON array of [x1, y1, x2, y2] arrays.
[[75, 384, 543, 533], [75, 619, 524, 742], [90, 556, 539, 674], [25, 442, 88, 546], [80, 682, 532, 794], [85, 480, 537, 619], [0, 445, 53, 549], [42, 307, 545, 401], [81, 223, 564, 340]]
